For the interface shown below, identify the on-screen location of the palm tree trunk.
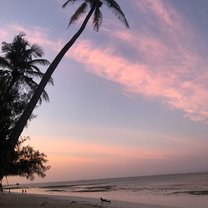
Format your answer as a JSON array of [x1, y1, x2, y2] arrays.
[[9, 5, 96, 147]]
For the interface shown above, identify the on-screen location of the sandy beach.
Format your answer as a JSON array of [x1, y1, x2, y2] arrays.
[[2, 173, 208, 208], [0, 192, 175, 208]]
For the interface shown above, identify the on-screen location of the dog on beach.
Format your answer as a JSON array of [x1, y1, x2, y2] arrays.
[[100, 197, 111, 204]]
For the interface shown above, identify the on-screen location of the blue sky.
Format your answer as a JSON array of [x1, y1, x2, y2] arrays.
[[1, 0, 208, 183]]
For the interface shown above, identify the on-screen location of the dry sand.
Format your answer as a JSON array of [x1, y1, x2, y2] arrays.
[[0, 192, 175, 208]]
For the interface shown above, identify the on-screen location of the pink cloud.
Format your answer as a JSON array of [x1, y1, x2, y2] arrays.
[[135, 0, 191, 36], [25, 134, 208, 181], [66, 1, 208, 123], [0, 30, 9, 40], [69, 38, 208, 122], [1, 0, 208, 124], [0, 24, 63, 53], [28, 134, 172, 162], [30, 133, 207, 165]]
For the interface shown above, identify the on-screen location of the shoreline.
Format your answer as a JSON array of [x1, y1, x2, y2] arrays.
[[0, 192, 175, 208]]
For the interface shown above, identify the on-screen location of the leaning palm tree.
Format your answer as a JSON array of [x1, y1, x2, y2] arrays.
[[10, 0, 129, 148], [0, 33, 53, 104]]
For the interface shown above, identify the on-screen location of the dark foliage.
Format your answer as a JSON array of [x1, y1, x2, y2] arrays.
[[4, 137, 50, 180], [0, 34, 51, 180]]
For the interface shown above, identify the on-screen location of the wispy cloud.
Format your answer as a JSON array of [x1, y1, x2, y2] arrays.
[[29, 135, 198, 168], [68, 0, 208, 123], [1, 0, 208, 123], [29, 133, 208, 179]]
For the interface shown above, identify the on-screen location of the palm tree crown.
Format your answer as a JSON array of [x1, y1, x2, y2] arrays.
[[62, 0, 129, 31], [0, 33, 53, 103]]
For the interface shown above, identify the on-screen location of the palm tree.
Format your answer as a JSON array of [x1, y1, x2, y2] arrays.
[[10, 0, 129, 148], [0, 33, 53, 104], [0, 34, 53, 180]]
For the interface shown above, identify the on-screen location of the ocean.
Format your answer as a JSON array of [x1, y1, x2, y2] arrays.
[[6, 172, 208, 208]]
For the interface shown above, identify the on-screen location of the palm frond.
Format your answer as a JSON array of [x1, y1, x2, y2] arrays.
[[93, 6, 103, 31], [12, 33, 29, 53], [21, 75, 50, 103], [62, 0, 78, 8], [28, 44, 44, 58], [25, 67, 54, 85], [0, 57, 10, 68], [28, 59, 50, 67], [67, 2, 88, 27], [20, 74, 36, 89], [102, 0, 129, 28], [1, 42, 12, 53], [25, 70, 44, 78], [14, 32, 26, 40], [0, 69, 10, 76], [2, 33, 26, 54], [41, 90, 50, 103]]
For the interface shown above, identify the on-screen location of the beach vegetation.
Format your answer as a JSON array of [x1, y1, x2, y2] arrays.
[[3, 137, 50, 180], [0, 34, 51, 181]]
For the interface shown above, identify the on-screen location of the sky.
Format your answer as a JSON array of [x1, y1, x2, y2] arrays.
[[1, 0, 208, 184]]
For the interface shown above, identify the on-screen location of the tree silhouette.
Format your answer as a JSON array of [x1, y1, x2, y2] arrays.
[[10, 0, 129, 149], [3, 137, 50, 181], [0, 34, 51, 180], [0, 33, 53, 104]]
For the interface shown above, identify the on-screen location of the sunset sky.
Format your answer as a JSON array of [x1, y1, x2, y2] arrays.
[[1, 0, 208, 184]]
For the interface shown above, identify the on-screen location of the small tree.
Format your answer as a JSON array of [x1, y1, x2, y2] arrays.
[[4, 137, 50, 180]]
